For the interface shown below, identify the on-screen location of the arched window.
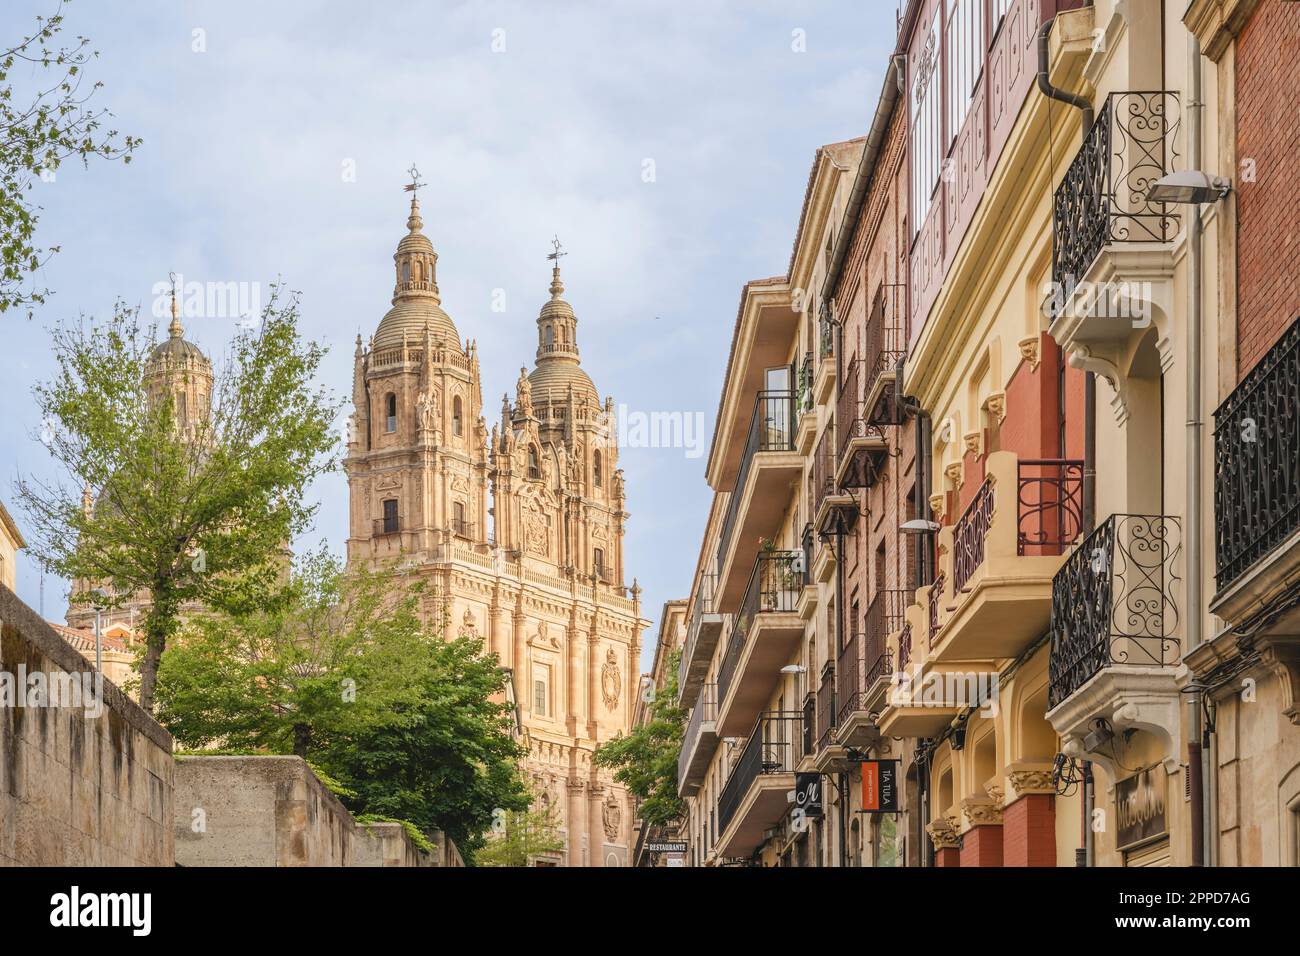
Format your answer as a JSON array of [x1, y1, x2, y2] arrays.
[[545, 325, 554, 349], [528, 445, 540, 480], [413, 260, 423, 283], [401, 262, 410, 284], [594, 547, 606, 580], [452, 396, 463, 436], [592, 450, 602, 488], [385, 393, 397, 432]]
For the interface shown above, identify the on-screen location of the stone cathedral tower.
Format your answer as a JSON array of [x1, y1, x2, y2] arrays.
[[345, 194, 645, 866]]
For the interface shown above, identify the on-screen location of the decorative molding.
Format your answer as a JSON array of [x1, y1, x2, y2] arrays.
[[1257, 636, 1300, 727], [944, 461, 963, 487], [928, 493, 946, 519], [961, 796, 1004, 827], [926, 816, 960, 850], [1018, 335, 1041, 372], [962, 430, 982, 457], [984, 391, 1006, 425], [1005, 764, 1056, 798]]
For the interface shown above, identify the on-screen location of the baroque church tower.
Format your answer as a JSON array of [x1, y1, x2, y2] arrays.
[[345, 193, 645, 866]]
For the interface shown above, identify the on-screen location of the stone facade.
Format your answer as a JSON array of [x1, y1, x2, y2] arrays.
[[344, 197, 645, 866], [0, 583, 174, 866]]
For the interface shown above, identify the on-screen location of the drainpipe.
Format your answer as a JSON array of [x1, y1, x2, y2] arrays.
[[1186, 29, 1207, 869], [1038, 9, 1098, 867]]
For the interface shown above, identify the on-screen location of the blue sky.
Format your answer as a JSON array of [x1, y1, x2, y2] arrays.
[[2, 0, 897, 671]]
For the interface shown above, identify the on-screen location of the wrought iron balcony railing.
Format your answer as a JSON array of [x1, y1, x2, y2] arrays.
[[897, 621, 913, 673], [952, 478, 995, 594], [373, 515, 402, 537], [818, 301, 836, 363], [837, 589, 909, 723], [928, 570, 945, 647], [718, 711, 804, 836], [1051, 91, 1181, 290], [451, 516, 474, 539], [677, 682, 718, 788], [717, 550, 803, 707], [1213, 316, 1300, 591], [1048, 513, 1182, 709], [1017, 458, 1085, 556], [816, 663, 836, 751], [812, 423, 838, 517], [797, 351, 814, 414], [679, 569, 719, 689], [717, 390, 797, 570]]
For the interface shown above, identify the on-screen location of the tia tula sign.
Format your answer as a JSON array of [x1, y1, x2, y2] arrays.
[[1115, 764, 1168, 851]]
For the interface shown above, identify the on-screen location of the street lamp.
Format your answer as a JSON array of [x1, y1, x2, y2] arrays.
[[899, 519, 941, 534], [1146, 170, 1232, 205], [90, 587, 110, 676]]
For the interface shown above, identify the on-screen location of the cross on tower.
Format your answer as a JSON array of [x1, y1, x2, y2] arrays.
[[404, 164, 425, 196], [547, 235, 567, 264]]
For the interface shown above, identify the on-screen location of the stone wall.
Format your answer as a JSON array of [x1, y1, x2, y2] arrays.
[[175, 755, 455, 867], [0, 583, 174, 866]]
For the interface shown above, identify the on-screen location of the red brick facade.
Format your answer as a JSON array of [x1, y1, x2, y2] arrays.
[[1002, 794, 1056, 867], [1235, 0, 1300, 376], [959, 824, 1005, 867]]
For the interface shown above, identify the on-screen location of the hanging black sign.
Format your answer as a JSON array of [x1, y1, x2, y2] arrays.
[[794, 772, 823, 819]]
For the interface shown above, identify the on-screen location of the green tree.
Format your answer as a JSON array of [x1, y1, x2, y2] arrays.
[[2, 1, 140, 316], [154, 546, 431, 758], [16, 288, 339, 711], [474, 799, 565, 867], [324, 617, 530, 863], [593, 649, 687, 827]]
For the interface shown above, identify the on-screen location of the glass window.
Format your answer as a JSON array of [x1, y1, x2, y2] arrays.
[[452, 396, 463, 436], [382, 498, 399, 534], [385, 393, 397, 433], [528, 445, 540, 480], [945, 0, 984, 149], [911, 7, 943, 235]]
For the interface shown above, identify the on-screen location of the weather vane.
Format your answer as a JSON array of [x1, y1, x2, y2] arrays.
[[404, 164, 424, 196], [547, 235, 567, 264]]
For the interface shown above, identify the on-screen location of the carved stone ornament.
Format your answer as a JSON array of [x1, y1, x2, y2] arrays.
[[602, 793, 622, 840], [926, 816, 960, 850], [962, 430, 982, 456], [928, 492, 946, 519], [961, 796, 1004, 827], [458, 607, 478, 639], [1007, 767, 1056, 797], [984, 391, 1006, 424], [1018, 335, 1040, 372], [530, 620, 560, 650], [601, 647, 621, 709], [944, 461, 963, 487]]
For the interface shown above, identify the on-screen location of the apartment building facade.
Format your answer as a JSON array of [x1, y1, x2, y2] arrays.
[[668, 0, 1297, 868]]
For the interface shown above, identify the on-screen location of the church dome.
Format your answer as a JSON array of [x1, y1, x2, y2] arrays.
[[372, 194, 461, 352], [147, 300, 212, 376], [527, 257, 600, 407]]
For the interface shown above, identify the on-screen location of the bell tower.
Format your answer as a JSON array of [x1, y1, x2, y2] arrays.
[[344, 179, 490, 567]]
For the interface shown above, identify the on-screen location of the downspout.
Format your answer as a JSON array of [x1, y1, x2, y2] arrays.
[[1038, 10, 1097, 867], [1186, 29, 1207, 869], [835, 524, 847, 868]]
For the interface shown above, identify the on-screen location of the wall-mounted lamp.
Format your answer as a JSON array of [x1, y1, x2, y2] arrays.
[[1147, 170, 1232, 204]]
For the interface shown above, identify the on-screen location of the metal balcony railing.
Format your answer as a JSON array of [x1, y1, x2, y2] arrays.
[[451, 516, 474, 539], [812, 423, 839, 517], [1051, 91, 1181, 290], [952, 478, 995, 594], [897, 621, 913, 673], [679, 570, 719, 689], [816, 664, 836, 751], [1048, 513, 1182, 708], [717, 390, 797, 571], [928, 570, 945, 647], [718, 711, 804, 836], [818, 301, 836, 363], [1213, 316, 1300, 591], [836, 357, 887, 488], [677, 683, 718, 787], [797, 351, 814, 415], [838, 589, 909, 723], [373, 515, 402, 537], [717, 551, 802, 707], [1017, 459, 1085, 556]]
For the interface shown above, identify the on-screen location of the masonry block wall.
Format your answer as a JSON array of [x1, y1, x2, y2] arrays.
[[1002, 793, 1056, 867], [1235, 0, 1300, 376], [174, 755, 444, 867], [0, 583, 174, 866]]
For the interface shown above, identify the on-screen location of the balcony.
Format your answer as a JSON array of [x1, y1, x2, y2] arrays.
[[1046, 513, 1184, 774], [677, 683, 719, 797], [715, 391, 801, 609], [876, 602, 973, 739], [814, 302, 836, 405], [716, 711, 804, 859], [835, 357, 889, 490], [928, 452, 1084, 663], [678, 570, 724, 708], [1049, 91, 1181, 391], [836, 589, 909, 748], [451, 516, 474, 540], [716, 552, 805, 736], [795, 350, 816, 455], [373, 515, 402, 537], [1211, 316, 1300, 628], [812, 423, 854, 549], [861, 285, 906, 429]]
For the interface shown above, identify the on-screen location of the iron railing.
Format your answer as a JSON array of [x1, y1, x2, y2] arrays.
[[898, 621, 913, 673], [677, 683, 718, 789], [718, 711, 804, 836], [679, 570, 719, 690], [1052, 91, 1181, 291], [1213, 316, 1300, 590], [451, 516, 474, 539], [717, 390, 797, 570], [717, 551, 803, 707], [1017, 458, 1085, 556], [928, 570, 945, 646], [818, 301, 836, 363], [953, 478, 995, 594], [838, 589, 909, 722], [797, 351, 814, 414], [836, 357, 887, 487], [816, 664, 836, 751], [862, 286, 906, 425], [373, 515, 402, 537], [813, 423, 838, 517], [1048, 513, 1182, 708]]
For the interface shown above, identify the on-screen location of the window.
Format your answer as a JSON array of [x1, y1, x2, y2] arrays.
[[452, 396, 463, 437], [990, 0, 1013, 43], [528, 445, 540, 480], [532, 664, 550, 717], [911, 7, 943, 235], [945, 0, 984, 149], [385, 393, 397, 432], [592, 450, 602, 488], [453, 500, 467, 536], [594, 547, 606, 579], [402, 262, 410, 284], [545, 324, 554, 349], [175, 391, 188, 428], [382, 498, 399, 534]]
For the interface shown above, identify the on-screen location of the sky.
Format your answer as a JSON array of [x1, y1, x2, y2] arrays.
[[1, 0, 898, 673]]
